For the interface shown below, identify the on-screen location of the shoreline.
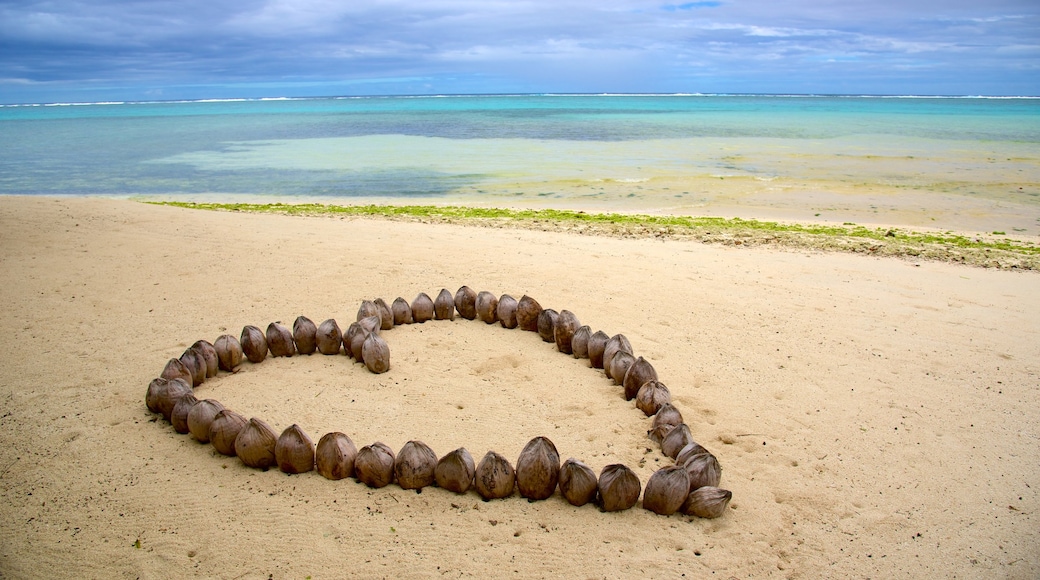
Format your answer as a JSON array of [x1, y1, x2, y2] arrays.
[[148, 200, 1040, 270]]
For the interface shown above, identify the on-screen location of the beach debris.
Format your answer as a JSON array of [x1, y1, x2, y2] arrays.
[[434, 289, 455, 320], [391, 297, 414, 325], [395, 440, 438, 490], [497, 294, 519, 329], [475, 291, 499, 324], [554, 310, 581, 354], [411, 293, 435, 323], [475, 451, 515, 500], [515, 436, 560, 500], [362, 332, 391, 374], [454, 286, 478, 320], [276, 424, 315, 474], [235, 418, 278, 469], [186, 399, 225, 443], [435, 448, 476, 493], [516, 295, 543, 331], [635, 380, 671, 416], [537, 308, 558, 343], [315, 432, 358, 480], [681, 486, 732, 519], [170, 392, 198, 434], [559, 458, 598, 506], [587, 330, 610, 368], [240, 325, 268, 363], [643, 465, 691, 516], [266, 322, 296, 357], [598, 464, 641, 512], [209, 409, 247, 456], [292, 316, 318, 355], [355, 442, 395, 488], [213, 334, 243, 371], [315, 319, 343, 355]]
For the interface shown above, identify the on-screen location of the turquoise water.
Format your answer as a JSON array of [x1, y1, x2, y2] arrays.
[[1, 95, 1038, 214]]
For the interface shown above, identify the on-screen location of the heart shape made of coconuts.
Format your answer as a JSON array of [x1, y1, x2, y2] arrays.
[[145, 286, 732, 519]]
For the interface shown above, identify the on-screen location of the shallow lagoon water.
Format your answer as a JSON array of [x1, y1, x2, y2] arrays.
[[2, 95, 1039, 233]]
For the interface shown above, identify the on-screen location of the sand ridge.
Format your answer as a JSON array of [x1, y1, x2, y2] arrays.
[[0, 196, 1037, 579]]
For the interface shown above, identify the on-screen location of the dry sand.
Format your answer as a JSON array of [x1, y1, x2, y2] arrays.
[[0, 196, 1037, 579]]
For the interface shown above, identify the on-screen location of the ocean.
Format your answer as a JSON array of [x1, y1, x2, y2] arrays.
[[2, 94, 1038, 231]]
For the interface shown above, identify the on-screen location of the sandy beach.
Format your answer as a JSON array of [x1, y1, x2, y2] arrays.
[[0, 195, 1037, 579]]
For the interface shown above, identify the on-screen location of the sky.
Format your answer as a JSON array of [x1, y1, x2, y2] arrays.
[[0, 0, 1038, 104]]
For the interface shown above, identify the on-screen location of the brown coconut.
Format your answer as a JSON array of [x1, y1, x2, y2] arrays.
[[315, 432, 358, 480], [191, 340, 219, 378], [357, 300, 380, 322], [602, 334, 633, 378], [394, 441, 438, 490], [559, 458, 598, 506], [554, 310, 581, 355], [315, 319, 343, 355], [454, 286, 478, 320], [683, 452, 722, 491], [355, 442, 395, 488], [362, 332, 390, 374], [170, 392, 198, 434], [434, 289, 455, 320], [622, 357, 657, 400], [587, 330, 610, 368], [160, 357, 192, 385], [213, 334, 243, 372], [179, 348, 205, 387], [643, 465, 691, 516], [373, 298, 394, 330], [607, 351, 636, 388], [661, 424, 695, 459], [515, 436, 560, 500], [275, 424, 315, 474], [240, 325, 268, 363], [475, 291, 498, 324], [516, 295, 543, 331], [474, 451, 515, 500], [186, 399, 225, 443], [635, 380, 671, 416], [497, 294, 519, 329], [682, 486, 732, 519], [435, 448, 476, 493], [598, 464, 641, 512], [411, 293, 435, 323], [292, 316, 318, 355], [571, 326, 592, 359], [537, 308, 558, 343], [235, 417, 278, 469], [209, 410, 247, 456], [391, 297, 414, 325]]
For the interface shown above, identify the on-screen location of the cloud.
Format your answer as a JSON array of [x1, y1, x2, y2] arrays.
[[0, 0, 1038, 102]]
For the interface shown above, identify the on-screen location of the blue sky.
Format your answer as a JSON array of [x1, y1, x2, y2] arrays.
[[0, 0, 1037, 103]]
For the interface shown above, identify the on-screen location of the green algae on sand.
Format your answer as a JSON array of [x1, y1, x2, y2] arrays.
[[147, 201, 1040, 270]]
